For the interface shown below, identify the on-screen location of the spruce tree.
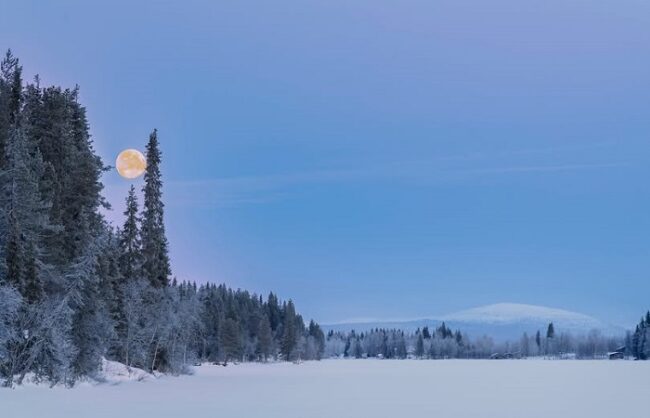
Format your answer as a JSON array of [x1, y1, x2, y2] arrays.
[[639, 314, 648, 360], [22, 85, 104, 266], [353, 337, 363, 359], [257, 315, 273, 361], [0, 50, 22, 170], [68, 235, 115, 379], [21, 238, 42, 304], [521, 332, 530, 357], [422, 326, 431, 339], [141, 129, 170, 288], [281, 300, 297, 360], [545, 322, 555, 356], [415, 333, 425, 358], [219, 318, 241, 364], [3, 116, 51, 303], [266, 292, 281, 332], [546, 323, 555, 339], [119, 185, 142, 281], [97, 230, 124, 360], [307, 320, 325, 359], [4, 211, 24, 290], [632, 324, 640, 359]]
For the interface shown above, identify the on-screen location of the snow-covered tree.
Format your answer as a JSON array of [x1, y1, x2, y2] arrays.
[[219, 318, 242, 363], [415, 333, 425, 358], [281, 300, 298, 360], [119, 185, 142, 281], [520, 332, 530, 358], [256, 315, 273, 361], [0, 51, 323, 386], [140, 129, 170, 288]]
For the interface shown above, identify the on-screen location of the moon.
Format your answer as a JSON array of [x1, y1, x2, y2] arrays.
[[116, 149, 147, 179]]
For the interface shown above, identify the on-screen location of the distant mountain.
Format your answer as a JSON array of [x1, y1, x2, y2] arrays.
[[322, 303, 625, 341]]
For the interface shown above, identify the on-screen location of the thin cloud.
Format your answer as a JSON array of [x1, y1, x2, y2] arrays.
[[460, 162, 628, 175], [158, 160, 627, 209], [102, 143, 629, 214]]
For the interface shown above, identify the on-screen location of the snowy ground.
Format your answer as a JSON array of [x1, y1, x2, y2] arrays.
[[3, 360, 649, 418]]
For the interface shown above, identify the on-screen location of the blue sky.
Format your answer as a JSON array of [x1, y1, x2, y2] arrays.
[[2, 0, 649, 326]]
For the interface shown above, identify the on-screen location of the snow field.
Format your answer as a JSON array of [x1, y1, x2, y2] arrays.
[[3, 359, 649, 418]]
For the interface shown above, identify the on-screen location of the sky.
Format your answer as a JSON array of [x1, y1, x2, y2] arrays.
[[2, 0, 649, 326]]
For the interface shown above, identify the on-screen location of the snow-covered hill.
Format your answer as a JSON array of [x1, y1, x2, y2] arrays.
[[323, 303, 625, 341], [441, 303, 605, 327]]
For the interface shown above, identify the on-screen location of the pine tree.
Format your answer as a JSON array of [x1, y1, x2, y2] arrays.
[[140, 129, 170, 288]]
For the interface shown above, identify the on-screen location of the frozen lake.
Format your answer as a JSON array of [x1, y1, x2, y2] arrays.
[[4, 360, 650, 418]]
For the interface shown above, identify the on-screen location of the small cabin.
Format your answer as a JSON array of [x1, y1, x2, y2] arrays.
[[608, 351, 625, 360], [490, 352, 516, 360]]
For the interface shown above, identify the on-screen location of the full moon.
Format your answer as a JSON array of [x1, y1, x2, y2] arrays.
[[116, 149, 147, 179]]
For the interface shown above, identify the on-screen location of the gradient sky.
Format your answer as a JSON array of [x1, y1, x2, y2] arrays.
[[2, 0, 649, 326]]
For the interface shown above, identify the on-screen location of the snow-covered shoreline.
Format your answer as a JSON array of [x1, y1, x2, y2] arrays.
[[9, 358, 157, 389]]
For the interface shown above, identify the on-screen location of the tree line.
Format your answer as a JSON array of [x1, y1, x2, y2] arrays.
[[326, 323, 492, 359], [0, 51, 323, 387], [325, 321, 629, 360], [630, 311, 650, 360]]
